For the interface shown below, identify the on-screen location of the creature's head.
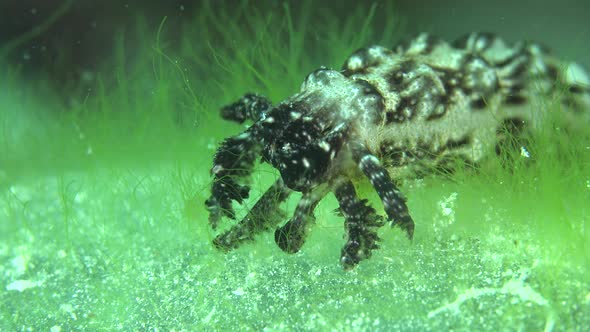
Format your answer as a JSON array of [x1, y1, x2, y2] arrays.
[[259, 101, 345, 192], [253, 68, 384, 192]]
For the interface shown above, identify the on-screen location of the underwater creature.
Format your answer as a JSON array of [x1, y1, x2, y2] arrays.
[[205, 32, 590, 269]]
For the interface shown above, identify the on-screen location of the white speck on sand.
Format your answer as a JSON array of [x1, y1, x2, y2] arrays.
[[438, 192, 458, 224], [60, 304, 77, 320], [202, 307, 216, 323], [428, 276, 549, 319], [6, 279, 44, 292], [57, 249, 67, 258], [520, 146, 531, 158], [232, 287, 245, 296], [74, 191, 87, 204], [11, 252, 28, 276]]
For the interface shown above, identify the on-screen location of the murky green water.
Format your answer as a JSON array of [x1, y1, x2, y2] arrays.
[[1, 1, 589, 330]]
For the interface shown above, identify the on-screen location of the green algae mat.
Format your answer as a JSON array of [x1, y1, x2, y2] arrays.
[[1, 2, 589, 330], [2, 164, 589, 330]]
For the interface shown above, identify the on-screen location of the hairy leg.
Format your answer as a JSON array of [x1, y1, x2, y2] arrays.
[[351, 142, 415, 239], [213, 178, 292, 251], [274, 188, 327, 253], [334, 181, 384, 270]]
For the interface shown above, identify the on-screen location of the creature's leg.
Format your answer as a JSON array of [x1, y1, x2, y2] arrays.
[[274, 189, 327, 253], [213, 178, 292, 251], [351, 142, 415, 239], [220, 93, 272, 124], [205, 127, 262, 229], [205, 95, 273, 229], [334, 181, 384, 270]]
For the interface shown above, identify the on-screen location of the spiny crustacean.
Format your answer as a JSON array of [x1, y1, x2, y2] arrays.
[[205, 32, 590, 270]]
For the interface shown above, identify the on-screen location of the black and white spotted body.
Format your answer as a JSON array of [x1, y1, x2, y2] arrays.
[[205, 32, 590, 270]]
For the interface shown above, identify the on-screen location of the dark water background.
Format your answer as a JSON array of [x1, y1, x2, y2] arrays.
[[2, 0, 588, 100]]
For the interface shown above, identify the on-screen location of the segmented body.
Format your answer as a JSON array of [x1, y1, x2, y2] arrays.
[[205, 32, 590, 269]]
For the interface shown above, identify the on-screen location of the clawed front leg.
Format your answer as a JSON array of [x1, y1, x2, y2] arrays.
[[205, 128, 261, 229], [205, 94, 273, 229], [351, 142, 415, 239], [334, 181, 384, 270], [214, 178, 292, 250]]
